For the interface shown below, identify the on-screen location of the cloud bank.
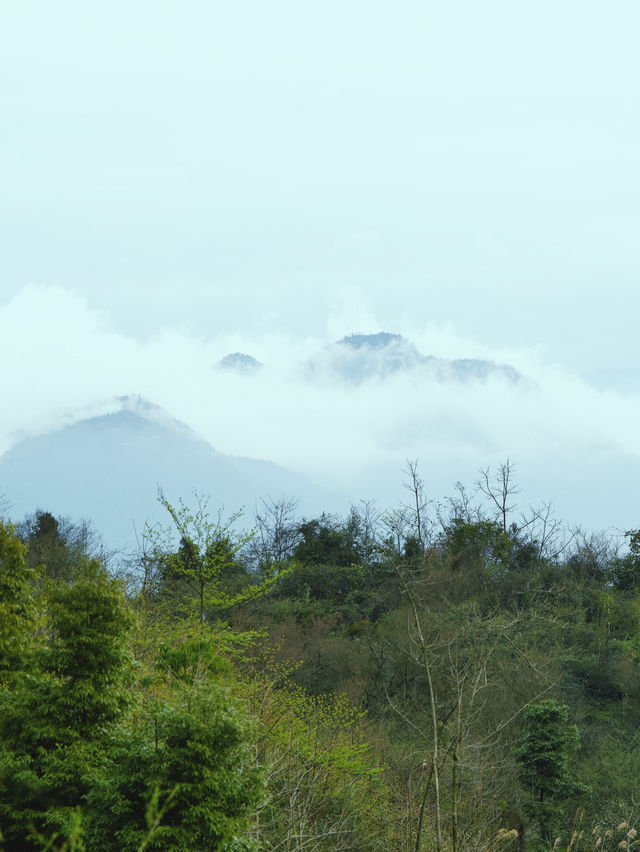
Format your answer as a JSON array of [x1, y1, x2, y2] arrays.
[[2, 284, 639, 533]]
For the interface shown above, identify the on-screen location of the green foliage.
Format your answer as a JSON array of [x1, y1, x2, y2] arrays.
[[28, 806, 86, 852], [240, 643, 396, 850], [293, 514, 365, 567], [88, 683, 264, 852], [444, 518, 514, 574], [153, 621, 265, 686], [264, 511, 397, 628], [0, 529, 266, 852], [607, 530, 640, 590], [22, 510, 68, 575], [156, 633, 233, 683], [0, 559, 135, 849], [627, 529, 640, 562], [45, 561, 136, 733], [7, 478, 640, 849], [274, 559, 366, 603], [148, 489, 287, 623], [515, 699, 587, 843], [84, 618, 267, 851], [0, 521, 38, 676], [16, 511, 108, 594]]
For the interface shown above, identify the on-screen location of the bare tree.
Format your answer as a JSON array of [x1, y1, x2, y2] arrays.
[[476, 459, 520, 533], [381, 507, 413, 558], [518, 501, 575, 562], [565, 527, 622, 585], [402, 459, 431, 549], [386, 556, 556, 852], [249, 495, 301, 569], [128, 519, 165, 598], [437, 481, 484, 535], [348, 498, 383, 566], [0, 492, 12, 521]]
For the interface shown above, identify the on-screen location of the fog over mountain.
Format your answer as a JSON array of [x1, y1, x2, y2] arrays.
[[1, 289, 639, 544], [219, 353, 263, 373], [0, 331, 528, 548], [219, 333, 523, 385], [306, 332, 522, 384], [0, 396, 342, 550]]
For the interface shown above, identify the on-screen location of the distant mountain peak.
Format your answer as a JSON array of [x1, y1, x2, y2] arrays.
[[115, 394, 166, 417], [117, 394, 154, 409], [307, 330, 521, 385], [32, 396, 207, 455], [338, 332, 405, 350], [307, 331, 429, 383], [219, 353, 263, 372]]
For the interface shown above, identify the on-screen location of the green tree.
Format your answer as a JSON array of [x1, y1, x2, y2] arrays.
[[18, 511, 106, 583], [444, 518, 513, 575], [0, 560, 135, 849], [44, 561, 136, 734], [514, 699, 585, 845], [148, 489, 284, 623], [293, 513, 365, 568], [608, 528, 640, 590], [88, 681, 264, 852], [0, 521, 38, 676]]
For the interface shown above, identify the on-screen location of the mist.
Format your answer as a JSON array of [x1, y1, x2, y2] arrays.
[[2, 284, 639, 535]]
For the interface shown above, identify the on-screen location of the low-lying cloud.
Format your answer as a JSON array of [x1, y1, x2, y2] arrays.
[[2, 284, 639, 534]]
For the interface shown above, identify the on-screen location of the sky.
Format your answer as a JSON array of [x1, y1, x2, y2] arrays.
[[1, 1, 639, 534]]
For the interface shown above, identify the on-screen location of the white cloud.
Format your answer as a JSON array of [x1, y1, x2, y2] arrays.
[[2, 284, 639, 533]]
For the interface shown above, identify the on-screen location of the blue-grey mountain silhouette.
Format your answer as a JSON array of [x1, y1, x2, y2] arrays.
[[307, 332, 521, 384], [0, 396, 340, 551]]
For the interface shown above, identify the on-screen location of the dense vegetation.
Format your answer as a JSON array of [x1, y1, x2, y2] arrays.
[[1, 461, 640, 851]]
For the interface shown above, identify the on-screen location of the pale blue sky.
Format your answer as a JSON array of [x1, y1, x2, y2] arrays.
[[2, 2, 639, 386]]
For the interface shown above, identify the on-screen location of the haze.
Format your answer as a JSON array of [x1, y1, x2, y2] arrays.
[[1, 2, 638, 534]]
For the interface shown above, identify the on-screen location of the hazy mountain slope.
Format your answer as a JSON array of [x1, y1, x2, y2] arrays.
[[0, 398, 343, 551]]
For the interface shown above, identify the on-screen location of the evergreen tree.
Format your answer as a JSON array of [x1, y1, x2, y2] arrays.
[[515, 699, 586, 845], [0, 521, 38, 676], [0, 559, 135, 849], [88, 644, 264, 851]]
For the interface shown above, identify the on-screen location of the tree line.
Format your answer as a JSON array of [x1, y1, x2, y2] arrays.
[[1, 461, 640, 850]]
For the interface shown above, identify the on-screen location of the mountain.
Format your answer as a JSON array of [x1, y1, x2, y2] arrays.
[[306, 332, 521, 384], [218, 352, 263, 372], [0, 397, 342, 551], [212, 333, 521, 384]]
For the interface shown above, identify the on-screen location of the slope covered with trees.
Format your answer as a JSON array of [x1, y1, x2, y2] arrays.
[[1, 463, 640, 851]]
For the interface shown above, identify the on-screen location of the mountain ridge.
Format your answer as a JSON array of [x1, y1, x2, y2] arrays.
[[218, 331, 522, 384], [306, 331, 521, 384]]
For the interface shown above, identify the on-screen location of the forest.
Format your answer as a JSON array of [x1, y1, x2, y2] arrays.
[[1, 461, 640, 851]]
